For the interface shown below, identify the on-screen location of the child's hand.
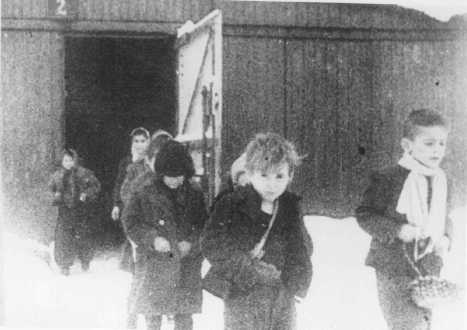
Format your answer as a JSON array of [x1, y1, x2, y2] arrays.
[[434, 235, 450, 257], [111, 206, 120, 221], [79, 193, 87, 202], [178, 241, 192, 258], [398, 224, 420, 243], [154, 237, 171, 252]]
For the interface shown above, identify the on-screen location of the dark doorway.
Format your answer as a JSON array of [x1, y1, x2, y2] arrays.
[[64, 36, 176, 247]]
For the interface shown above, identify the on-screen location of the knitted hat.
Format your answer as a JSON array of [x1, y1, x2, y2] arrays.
[[155, 140, 195, 178]]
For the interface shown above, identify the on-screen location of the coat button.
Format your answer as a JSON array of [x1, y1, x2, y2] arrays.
[[159, 219, 165, 226]]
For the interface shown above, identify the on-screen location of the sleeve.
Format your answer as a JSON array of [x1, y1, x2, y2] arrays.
[[282, 201, 313, 298], [355, 171, 405, 244], [121, 190, 159, 251], [120, 164, 139, 208], [48, 172, 58, 193], [186, 189, 208, 248], [200, 194, 263, 290], [444, 178, 454, 249], [112, 158, 129, 209], [48, 172, 62, 205]]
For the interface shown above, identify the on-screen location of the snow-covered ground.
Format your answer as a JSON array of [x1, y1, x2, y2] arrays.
[[3, 214, 465, 330]]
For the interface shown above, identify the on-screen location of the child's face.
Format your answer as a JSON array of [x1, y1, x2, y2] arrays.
[[62, 155, 75, 170], [248, 163, 291, 203], [163, 175, 185, 189], [132, 135, 149, 155], [403, 125, 448, 169]]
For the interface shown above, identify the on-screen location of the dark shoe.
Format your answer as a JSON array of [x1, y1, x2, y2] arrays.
[[61, 267, 70, 276]]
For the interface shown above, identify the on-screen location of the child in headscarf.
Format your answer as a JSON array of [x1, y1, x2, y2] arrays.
[[49, 148, 101, 275]]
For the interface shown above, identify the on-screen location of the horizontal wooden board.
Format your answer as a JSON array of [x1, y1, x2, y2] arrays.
[[2, 0, 213, 22]]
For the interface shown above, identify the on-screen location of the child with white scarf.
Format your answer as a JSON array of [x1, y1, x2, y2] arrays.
[[356, 109, 453, 330]]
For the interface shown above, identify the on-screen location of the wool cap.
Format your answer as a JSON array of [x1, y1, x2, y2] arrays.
[[155, 140, 195, 178]]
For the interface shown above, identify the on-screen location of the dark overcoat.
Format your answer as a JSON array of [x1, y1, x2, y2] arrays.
[[355, 165, 453, 278], [122, 177, 207, 316], [201, 185, 313, 330], [49, 166, 101, 267]]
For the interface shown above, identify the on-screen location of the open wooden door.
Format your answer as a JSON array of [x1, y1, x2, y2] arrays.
[[175, 10, 222, 206]]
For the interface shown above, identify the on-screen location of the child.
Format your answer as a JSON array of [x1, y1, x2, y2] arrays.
[[49, 148, 101, 275], [111, 127, 150, 222], [119, 129, 172, 329], [120, 129, 173, 208], [122, 140, 207, 330], [201, 132, 313, 330], [356, 109, 453, 330]]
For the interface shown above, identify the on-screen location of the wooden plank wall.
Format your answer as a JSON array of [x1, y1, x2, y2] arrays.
[[215, 1, 447, 30], [218, 2, 467, 216], [284, 39, 467, 216], [1, 30, 64, 241], [1, 0, 214, 22], [222, 36, 286, 172], [2, 1, 466, 219]]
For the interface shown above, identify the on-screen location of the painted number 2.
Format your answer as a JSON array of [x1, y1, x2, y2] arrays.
[[56, 0, 67, 16]]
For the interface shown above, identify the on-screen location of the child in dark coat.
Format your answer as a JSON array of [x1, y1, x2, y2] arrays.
[[122, 140, 207, 330], [49, 148, 101, 275], [356, 109, 453, 330], [111, 127, 150, 222], [202, 133, 313, 330], [119, 129, 172, 329]]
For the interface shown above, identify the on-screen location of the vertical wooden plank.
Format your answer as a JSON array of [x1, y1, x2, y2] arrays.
[[146, 0, 156, 22], [222, 36, 285, 174], [285, 39, 324, 214], [102, 0, 111, 21], [335, 41, 351, 204]]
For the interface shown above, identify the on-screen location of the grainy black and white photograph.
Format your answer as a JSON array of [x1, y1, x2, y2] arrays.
[[1, 0, 466, 329]]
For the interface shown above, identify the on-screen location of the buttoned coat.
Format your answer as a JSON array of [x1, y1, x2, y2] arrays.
[[201, 185, 312, 329], [355, 165, 453, 277], [122, 177, 207, 315]]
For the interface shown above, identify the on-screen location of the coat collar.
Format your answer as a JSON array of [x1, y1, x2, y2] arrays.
[[232, 184, 301, 220]]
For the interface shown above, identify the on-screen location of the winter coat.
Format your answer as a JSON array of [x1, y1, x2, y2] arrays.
[[113, 156, 144, 210], [120, 161, 152, 209], [119, 163, 153, 273], [49, 166, 101, 208], [49, 166, 101, 238], [201, 185, 312, 329], [355, 165, 453, 278], [121, 177, 207, 316]]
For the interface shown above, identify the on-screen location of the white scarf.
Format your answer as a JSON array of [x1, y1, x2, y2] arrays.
[[396, 153, 447, 243]]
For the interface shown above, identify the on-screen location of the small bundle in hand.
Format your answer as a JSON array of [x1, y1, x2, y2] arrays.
[[409, 276, 460, 309]]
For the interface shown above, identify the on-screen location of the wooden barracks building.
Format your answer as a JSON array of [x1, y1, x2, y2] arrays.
[[2, 0, 467, 242]]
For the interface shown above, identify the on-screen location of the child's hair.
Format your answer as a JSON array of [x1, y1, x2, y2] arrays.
[[147, 129, 173, 159], [130, 127, 150, 140], [155, 140, 195, 179], [244, 133, 301, 174], [61, 148, 79, 164], [402, 109, 450, 139]]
